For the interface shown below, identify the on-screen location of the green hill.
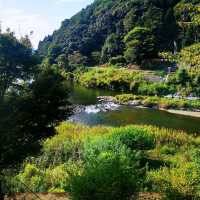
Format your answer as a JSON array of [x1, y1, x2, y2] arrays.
[[37, 0, 200, 68]]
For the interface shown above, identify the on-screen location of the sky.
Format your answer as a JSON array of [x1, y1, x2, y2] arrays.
[[0, 0, 94, 48]]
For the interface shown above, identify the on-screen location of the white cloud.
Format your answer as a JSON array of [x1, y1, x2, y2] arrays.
[[0, 8, 54, 49]]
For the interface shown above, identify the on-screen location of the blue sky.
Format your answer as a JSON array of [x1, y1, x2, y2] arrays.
[[0, 0, 94, 48]]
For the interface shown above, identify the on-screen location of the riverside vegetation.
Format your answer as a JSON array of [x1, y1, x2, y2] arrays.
[[4, 122, 200, 200], [75, 67, 200, 96], [73, 67, 200, 111], [1, 0, 200, 199], [115, 94, 200, 110]]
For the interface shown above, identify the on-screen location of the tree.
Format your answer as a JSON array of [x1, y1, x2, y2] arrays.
[[0, 66, 71, 164], [124, 27, 157, 66], [101, 34, 124, 63], [68, 51, 87, 69], [174, 0, 200, 46], [123, 10, 137, 32], [176, 68, 190, 87], [0, 65, 71, 197], [0, 33, 38, 101], [57, 54, 70, 71], [47, 44, 62, 64], [20, 34, 33, 49], [0, 33, 71, 199]]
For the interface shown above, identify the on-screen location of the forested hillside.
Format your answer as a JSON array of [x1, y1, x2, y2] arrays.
[[38, 0, 200, 68], [1, 1, 200, 199]]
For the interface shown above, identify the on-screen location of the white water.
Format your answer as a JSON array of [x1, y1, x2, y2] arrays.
[[85, 102, 120, 114]]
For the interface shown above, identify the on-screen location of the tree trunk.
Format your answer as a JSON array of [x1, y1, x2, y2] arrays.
[[0, 169, 5, 200], [0, 179, 4, 200]]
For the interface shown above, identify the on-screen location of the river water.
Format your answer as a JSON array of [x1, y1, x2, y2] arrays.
[[67, 83, 200, 134]]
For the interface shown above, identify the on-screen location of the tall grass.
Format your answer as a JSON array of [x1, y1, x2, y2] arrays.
[[115, 94, 200, 110], [4, 122, 200, 199]]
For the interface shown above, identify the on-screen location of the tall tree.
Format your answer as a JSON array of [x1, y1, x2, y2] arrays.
[[0, 33, 71, 199], [101, 34, 124, 63], [124, 27, 157, 66], [0, 33, 38, 101]]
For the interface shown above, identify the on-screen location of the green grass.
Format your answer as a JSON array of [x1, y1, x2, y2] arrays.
[[75, 67, 145, 91], [115, 94, 200, 110], [4, 122, 200, 199], [73, 66, 200, 97]]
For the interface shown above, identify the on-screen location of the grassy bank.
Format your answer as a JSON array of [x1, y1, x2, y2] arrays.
[[74, 67, 171, 95], [74, 67, 200, 97], [75, 67, 144, 90], [4, 122, 200, 200], [114, 94, 200, 111]]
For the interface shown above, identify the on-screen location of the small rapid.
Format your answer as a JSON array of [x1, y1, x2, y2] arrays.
[[67, 83, 200, 133]]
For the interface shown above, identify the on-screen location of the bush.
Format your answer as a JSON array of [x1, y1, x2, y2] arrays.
[[15, 164, 45, 192], [78, 68, 143, 91], [110, 126, 155, 150], [5, 122, 200, 199], [138, 82, 171, 96], [115, 94, 142, 103], [147, 162, 200, 199], [69, 149, 142, 200], [68, 127, 153, 200], [160, 145, 176, 155], [142, 97, 159, 108], [109, 56, 126, 66], [41, 136, 83, 167]]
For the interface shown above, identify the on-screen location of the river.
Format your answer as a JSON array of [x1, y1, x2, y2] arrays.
[[67, 83, 200, 134]]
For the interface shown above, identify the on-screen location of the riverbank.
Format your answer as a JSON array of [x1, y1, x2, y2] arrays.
[[98, 94, 200, 118], [4, 122, 200, 199], [72, 67, 200, 98], [164, 109, 200, 118]]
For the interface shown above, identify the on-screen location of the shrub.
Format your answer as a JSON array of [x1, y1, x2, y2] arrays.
[[41, 136, 83, 167], [68, 128, 152, 200], [115, 94, 141, 103], [147, 162, 200, 199], [138, 82, 171, 96], [109, 56, 126, 66], [69, 149, 143, 200], [44, 165, 69, 192], [160, 145, 176, 155], [178, 43, 200, 69], [15, 164, 45, 192], [142, 97, 159, 107], [110, 126, 155, 150], [78, 68, 142, 91], [5, 122, 200, 199]]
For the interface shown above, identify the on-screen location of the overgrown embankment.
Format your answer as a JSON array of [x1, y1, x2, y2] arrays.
[[114, 94, 200, 112], [73, 67, 200, 97], [4, 122, 200, 200]]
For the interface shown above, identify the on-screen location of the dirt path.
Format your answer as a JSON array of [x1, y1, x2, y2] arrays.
[[5, 192, 164, 200]]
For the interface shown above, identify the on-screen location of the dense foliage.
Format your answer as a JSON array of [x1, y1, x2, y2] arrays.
[[0, 32, 72, 199], [38, 0, 200, 69], [74, 67, 200, 97], [115, 94, 200, 110], [0, 32, 38, 100], [4, 122, 200, 199], [1, 0, 200, 199]]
